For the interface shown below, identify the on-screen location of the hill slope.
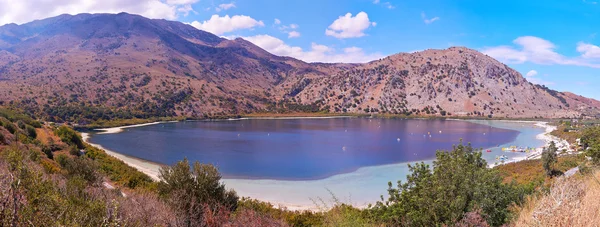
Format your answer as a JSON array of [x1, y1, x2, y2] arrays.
[[0, 13, 597, 122]]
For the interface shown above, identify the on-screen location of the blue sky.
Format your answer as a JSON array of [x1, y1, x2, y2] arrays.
[[0, 0, 599, 99]]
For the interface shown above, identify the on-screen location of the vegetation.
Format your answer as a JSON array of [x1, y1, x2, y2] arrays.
[[55, 125, 85, 149], [512, 168, 600, 226], [1, 103, 600, 226], [581, 126, 600, 164], [494, 154, 585, 186], [84, 145, 155, 189], [367, 142, 527, 226], [157, 158, 239, 226], [542, 141, 558, 176]]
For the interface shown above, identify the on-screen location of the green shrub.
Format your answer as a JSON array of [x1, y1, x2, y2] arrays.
[[17, 120, 26, 130], [84, 145, 154, 189], [41, 145, 54, 159], [55, 125, 84, 149], [69, 145, 80, 156], [58, 156, 99, 184], [25, 125, 37, 138], [158, 158, 239, 225], [2, 121, 16, 134], [368, 141, 525, 226]]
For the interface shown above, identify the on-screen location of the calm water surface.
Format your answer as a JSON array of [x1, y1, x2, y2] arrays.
[[89, 118, 518, 180]]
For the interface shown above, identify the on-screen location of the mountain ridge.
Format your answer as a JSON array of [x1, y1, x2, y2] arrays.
[[0, 12, 597, 123]]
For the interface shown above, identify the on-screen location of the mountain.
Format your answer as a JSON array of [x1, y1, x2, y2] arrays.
[[0, 13, 597, 122]]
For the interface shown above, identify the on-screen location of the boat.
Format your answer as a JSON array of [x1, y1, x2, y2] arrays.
[[486, 149, 492, 152]]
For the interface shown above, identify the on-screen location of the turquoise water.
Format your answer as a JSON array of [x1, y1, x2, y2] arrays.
[[222, 120, 546, 209]]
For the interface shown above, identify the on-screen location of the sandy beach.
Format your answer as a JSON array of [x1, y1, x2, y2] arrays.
[[80, 119, 571, 211], [95, 122, 163, 134], [82, 123, 164, 181]]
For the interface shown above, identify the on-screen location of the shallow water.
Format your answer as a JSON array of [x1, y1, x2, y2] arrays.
[[89, 118, 519, 180]]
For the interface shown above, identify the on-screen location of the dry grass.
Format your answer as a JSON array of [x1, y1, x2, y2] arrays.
[[495, 155, 584, 185], [512, 171, 600, 226], [35, 126, 60, 145], [550, 125, 580, 145]]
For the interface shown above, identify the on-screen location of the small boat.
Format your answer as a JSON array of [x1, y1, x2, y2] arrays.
[[486, 149, 492, 152]]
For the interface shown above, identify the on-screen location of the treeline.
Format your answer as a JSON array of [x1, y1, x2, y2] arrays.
[[11, 89, 194, 125]]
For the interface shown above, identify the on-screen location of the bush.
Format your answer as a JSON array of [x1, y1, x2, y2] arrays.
[[368, 141, 525, 226], [55, 125, 84, 149], [57, 155, 99, 184], [158, 158, 239, 226], [41, 145, 53, 159], [69, 145, 81, 156], [2, 120, 16, 134], [40, 158, 61, 173], [25, 125, 37, 138]]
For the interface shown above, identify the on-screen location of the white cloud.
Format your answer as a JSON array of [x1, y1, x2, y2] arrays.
[[288, 31, 300, 38], [577, 42, 600, 58], [166, 0, 198, 4], [524, 70, 553, 85], [0, 0, 201, 25], [525, 70, 538, 77], [275, 20, 300, 38], [216, 2, 236, 12], [177, 4, 196, 17], [239, 34, 383, 63], [527, 77, 555, 86], [421, 12, 440, 24], [190, 14, 264, 35], [482, 36, 600, 68], [325, 12, 376, 39], [373, 0, 394, 9]]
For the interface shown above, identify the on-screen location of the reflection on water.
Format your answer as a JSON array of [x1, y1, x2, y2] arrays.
[[89, 118, 518, 180]]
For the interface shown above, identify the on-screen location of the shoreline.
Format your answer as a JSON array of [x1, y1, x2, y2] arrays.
[[80, 118, 569, 211], [81, 132, 164, 181]]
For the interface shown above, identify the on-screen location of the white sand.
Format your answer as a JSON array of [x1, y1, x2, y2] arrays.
[[95, 122, 163, 134]]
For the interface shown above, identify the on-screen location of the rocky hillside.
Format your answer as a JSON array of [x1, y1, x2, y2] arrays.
[[0, 13, 596, 122]]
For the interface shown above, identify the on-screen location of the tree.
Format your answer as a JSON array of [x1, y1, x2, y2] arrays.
[[368, 141, 524, 226], [158, 158, 238, 227], [542, 141, 558, 176], [581, 126, 600, 164]]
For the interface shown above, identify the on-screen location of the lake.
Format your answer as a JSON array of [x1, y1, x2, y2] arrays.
[[87, 118, 547, 209], [89, 118, 520, 180]]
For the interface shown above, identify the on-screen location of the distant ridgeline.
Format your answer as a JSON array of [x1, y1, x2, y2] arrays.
[[1, 13, 599, 125]]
